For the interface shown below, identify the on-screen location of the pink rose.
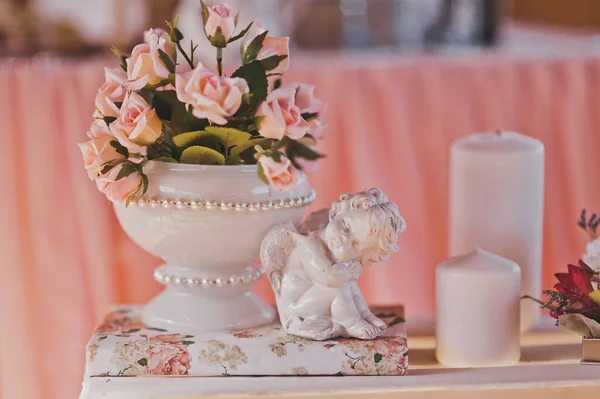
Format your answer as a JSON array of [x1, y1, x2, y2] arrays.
[[78, 120, 123, 180], [144, 28, 176, 58], [288, 82, 327, 139], [110, 92, 163, 155], [95, 163, 142, 203], [256, 88, 309, 140], [204, 3, 236, 44], [95, 67, 126, 118], [258, 155, 298, 192], [148, 342, 191, 376], [242, 22, 289, 75], [290, 83, 322, 114], [151, 334, 187, 344], [175, 63, 249, 125], [125, 30, 173, 91]]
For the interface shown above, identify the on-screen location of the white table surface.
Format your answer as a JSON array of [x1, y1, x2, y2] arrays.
[[79, 316, 600, 399]]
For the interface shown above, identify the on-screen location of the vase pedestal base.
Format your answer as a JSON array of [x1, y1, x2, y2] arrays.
[[140, 265, 276, 333], [141, 288, 276, 333]]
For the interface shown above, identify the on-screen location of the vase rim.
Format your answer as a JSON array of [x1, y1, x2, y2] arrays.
[[144, 160, 258, 174]]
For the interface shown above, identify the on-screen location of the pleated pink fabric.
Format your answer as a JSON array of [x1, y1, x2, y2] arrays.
[[1, 53, 600, 398]]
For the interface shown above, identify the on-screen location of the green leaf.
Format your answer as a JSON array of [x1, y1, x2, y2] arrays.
[[152, 156, 178, 163], [228, 21, 253, 43], [260, 55, 287, 71], [119, 55, 128, 72], [229, 138, 269, 164], [125, 195, 134, 208], [100, 158, 126, 175], [301, 112, 318, 122], [210, 26, 227, 48], [158, 49, 176, 73], [205, 126, 252, 148], [144, 78, 171, 90], [388, 317, 405, 327], [170, 130, 219, 153], [103, 116, 117, 125], [334, 371, 344, 376], [200, 0, 209, 25], [242, 31, 267, 64], [170, 104, 209, 135], [185, 334, 194, 338], [180, 146, 225, 165], [242, 93, 254, 105], [171, 27, 184, 42], [272, 138, 287, 151], [147, 141, 173, 160], [137, 88, 154, 105], [153, 89, 178, 108], [256, 160, 269, 185], [172, 131, 213, 148], [137, 358, 148, 367], [299, 134, 317, 147], [100, 165, 115, 175], [273, 78, 282, 90], [231, 61, 268, 111], [147, 327, 168, 332], [98, 336, 107, 341], [181, 340, 195, 346], [115, 163, 138, 181], [109, 140, 129, 158], [141, 174, 149, 196], [122, 328, 141, 333], [271, 150, 283, 163], [374, 353, 383, 363], [253, 115, 265, 130], [288, 140, 323, 161]]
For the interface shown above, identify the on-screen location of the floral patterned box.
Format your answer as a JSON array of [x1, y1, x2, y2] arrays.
[[85, 305, 408, 377]]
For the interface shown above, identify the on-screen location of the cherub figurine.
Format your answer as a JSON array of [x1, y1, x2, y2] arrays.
[[260, 188, 406, 341]]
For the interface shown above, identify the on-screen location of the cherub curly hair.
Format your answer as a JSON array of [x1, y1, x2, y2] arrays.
[[329, 188, 406, 265]]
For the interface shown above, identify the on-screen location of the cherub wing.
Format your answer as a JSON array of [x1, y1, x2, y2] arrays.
[[297, 208, 331, 235], [259, 223, 297, 296]]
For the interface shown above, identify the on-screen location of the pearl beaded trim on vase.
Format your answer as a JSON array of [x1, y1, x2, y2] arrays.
[[154, 267, 265, 287], [131, 190, 316, 211]]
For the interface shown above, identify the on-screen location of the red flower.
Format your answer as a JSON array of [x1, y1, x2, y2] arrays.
[[549, 260, 600, 321], [555, 260, 595, 296]]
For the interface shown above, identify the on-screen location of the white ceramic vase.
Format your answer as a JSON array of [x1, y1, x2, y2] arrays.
[[114, 161, 314, 333]]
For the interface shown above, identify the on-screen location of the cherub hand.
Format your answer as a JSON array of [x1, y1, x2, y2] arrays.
[[346, 261, 363, 279]]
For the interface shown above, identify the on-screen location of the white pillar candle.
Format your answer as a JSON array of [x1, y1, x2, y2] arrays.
[[449, 131, 544, 331], [436, 248, 521, 367]]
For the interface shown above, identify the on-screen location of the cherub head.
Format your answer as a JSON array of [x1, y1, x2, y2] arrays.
[[324, 188, 406, 266]]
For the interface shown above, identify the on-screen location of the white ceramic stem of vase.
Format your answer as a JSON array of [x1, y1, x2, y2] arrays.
[[141, 264, 275, 332]]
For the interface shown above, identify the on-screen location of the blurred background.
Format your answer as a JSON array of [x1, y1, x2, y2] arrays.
[[2, 0, 600, 398]]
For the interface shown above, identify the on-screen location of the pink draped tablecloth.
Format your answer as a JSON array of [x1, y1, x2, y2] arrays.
[[2, 45, 600, 398]]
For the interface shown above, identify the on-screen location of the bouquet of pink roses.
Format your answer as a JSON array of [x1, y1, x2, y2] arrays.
[[79, 1, 325, 204]]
